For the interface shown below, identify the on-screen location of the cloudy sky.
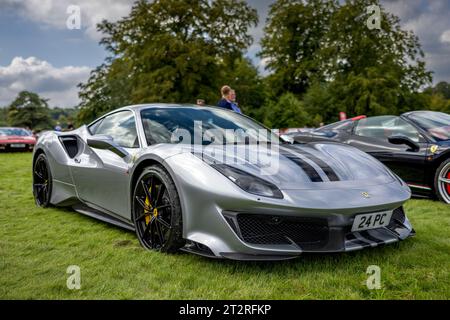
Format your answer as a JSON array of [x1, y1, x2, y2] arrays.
[[0, 0, 449, 108]]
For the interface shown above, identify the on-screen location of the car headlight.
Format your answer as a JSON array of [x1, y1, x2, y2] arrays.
[[211, 164, 283, 199]]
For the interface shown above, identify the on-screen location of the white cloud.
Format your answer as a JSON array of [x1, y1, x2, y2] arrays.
[[440, 30, 450, 44], [381, 0, 450, 83], [0, 57, 91, 107], [1, 0, 135, 40]]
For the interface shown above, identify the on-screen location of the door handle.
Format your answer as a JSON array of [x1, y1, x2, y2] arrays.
[[74, 158, 81, 164]]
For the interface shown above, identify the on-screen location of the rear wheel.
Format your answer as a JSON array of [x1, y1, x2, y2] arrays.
[[33, 153, 52, 207], [132, 165, 185, 252], [435, 159, 450, 204]]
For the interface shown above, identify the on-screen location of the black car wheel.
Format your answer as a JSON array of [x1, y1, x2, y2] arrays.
[[33, 153, 52, 207], [132, 165, 185, 252], [435, 159, 450, 204]]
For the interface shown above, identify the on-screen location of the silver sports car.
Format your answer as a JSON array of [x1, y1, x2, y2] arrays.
[[32, 104, 415, 260]]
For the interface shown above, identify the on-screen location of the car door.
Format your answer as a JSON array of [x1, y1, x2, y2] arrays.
[[71, 111, 140, 219], [347, 116, 429, 185]]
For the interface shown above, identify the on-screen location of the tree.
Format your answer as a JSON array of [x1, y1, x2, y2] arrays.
[[261, 0, 432, 123], [316, 0, 431, 118], [430, 81, 450, 100], [427, 93, 450, 114], [0, 107, 8, 126], [422, 81, 450, 114], [78, 0, 258, 124], [49, 107, 79, 128], [260, 0, 337, 96], [7, 91, 53, 130], [263, 93, 311, 128], [302, 82, 334, 125]]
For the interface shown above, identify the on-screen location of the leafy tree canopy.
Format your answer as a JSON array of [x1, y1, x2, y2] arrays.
[[263, 93, 311, 128], [7, 91, 53, 131], [78, 0, 258, 124], [261, 0, 432, 124], [260, 0, 337, 96]]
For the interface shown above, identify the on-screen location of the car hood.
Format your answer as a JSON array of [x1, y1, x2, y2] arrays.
[[174, 143, 397, 190]]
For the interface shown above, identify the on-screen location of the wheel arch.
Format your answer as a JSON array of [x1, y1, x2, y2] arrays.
[[430, 150, 450, 184], [130, 158, 164, 196], [432, 150, 450, 169], [432, 151, 450, 203], [129, 156, 185, 218], [33, 148, 46, 163]]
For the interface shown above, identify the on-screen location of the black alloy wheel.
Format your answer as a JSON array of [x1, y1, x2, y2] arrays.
[[33, 153, 52, 207], [132, 165, 185, 252]]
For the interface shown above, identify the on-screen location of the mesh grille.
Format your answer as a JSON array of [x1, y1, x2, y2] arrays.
[[236, 214, 329, 249]]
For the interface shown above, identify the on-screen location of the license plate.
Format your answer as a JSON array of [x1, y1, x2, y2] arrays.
[[10, 144, 26, 148], [351, 211, 393, 232]]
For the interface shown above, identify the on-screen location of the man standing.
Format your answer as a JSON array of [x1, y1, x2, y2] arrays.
[[217, 85, 242, 114]]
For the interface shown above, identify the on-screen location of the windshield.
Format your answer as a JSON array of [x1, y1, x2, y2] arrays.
[[0, 128, 31, 137], [407, 112, 450, 141], [140, 106, 280, 145]]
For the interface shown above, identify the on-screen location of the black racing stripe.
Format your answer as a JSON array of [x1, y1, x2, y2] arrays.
[[284, 154, 323, 182], [293, 149, 340, 182]]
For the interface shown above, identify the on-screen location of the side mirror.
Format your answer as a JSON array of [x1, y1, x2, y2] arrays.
[[87, 135, 129, 158], [280, 135, 294, 144], [388, 135, 420, 152]]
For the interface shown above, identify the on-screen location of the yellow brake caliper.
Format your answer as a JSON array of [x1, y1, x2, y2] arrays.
[[144, 185, 158, 225], [144, 196, 151, 225]]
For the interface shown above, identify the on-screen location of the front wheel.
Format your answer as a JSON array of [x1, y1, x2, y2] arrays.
[[132, 165, 185, 252], [33, 153, 52, 207], [434, 158, 450, 204]]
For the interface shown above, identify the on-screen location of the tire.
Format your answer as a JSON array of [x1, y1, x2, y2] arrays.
[[33, 153, 53, 207], [434, 158, 450, 204], [132, 165, 185, 253]]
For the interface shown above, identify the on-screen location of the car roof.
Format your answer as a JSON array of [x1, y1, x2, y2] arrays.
[[118, 103, 222, 112], [87, 103, 233, 127]]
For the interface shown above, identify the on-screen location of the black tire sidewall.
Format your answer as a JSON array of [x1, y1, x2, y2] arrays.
[[33, 153, 53, 207], [132, 165, 185, 253], [434, 158, 450, 203]]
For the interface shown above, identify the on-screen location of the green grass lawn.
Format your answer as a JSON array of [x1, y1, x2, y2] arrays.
[[0, 152, 449, 300]]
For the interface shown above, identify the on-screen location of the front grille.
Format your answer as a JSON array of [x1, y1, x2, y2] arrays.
[[235, 214, 329, 249]]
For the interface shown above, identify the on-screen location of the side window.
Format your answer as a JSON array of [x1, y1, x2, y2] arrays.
[[95, 111, 139, 148], [355, 116, 422, 143]]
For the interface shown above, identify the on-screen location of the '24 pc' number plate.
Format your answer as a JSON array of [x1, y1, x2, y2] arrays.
[[351, 211, 393, 232]]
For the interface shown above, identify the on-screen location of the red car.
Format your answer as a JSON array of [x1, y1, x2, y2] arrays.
[[0, 127, 36, 151]]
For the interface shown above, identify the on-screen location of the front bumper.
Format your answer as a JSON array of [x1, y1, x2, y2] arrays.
[[0, 143, 35, 151], [183, 205, 414, 261], [216, 207, 414, 260]]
